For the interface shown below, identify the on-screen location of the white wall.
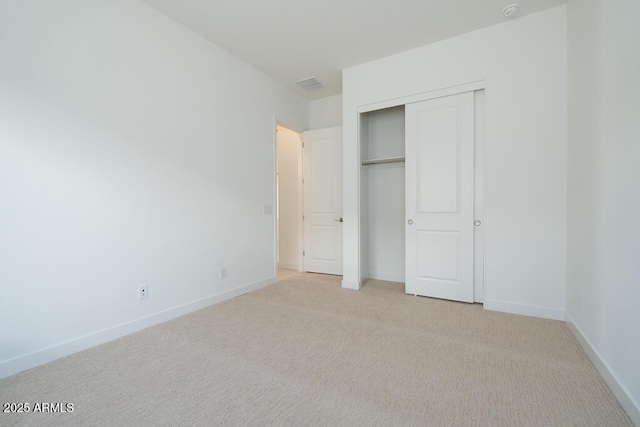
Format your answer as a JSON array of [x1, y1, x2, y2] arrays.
[[566, 0, 640, 421], [276, 126, 302, 270], [0, 0, 307, 378], [309, 94, 343, 129], [343, 6, 568, 320]]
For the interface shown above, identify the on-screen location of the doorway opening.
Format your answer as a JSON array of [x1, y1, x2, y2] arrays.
[[275, 124, 303, 282]]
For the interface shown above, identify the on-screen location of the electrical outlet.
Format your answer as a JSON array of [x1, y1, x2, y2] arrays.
[[139, 286, 148, 300], [263, 205, 273, 215], [220, 267, 227, 279]]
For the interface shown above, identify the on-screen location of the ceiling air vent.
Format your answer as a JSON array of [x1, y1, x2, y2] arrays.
[[295, 77, 324, 91]]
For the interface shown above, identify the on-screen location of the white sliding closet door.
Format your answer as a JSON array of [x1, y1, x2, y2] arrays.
[[405, 92, 474, 303]]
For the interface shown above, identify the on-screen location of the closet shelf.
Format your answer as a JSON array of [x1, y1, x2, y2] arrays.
[[362, 156, 405, 166]]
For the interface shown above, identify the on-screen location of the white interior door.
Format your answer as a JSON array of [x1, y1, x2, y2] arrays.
[[303, 127, 343, 275], [405, 92, 474, 302]]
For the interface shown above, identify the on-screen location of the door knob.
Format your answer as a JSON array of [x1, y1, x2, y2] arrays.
[[407, 219, 413, 225], [334, 218, 343, 223], [474, 220, 481, 226]]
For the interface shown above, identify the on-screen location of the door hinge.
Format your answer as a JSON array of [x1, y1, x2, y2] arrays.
[[302, 141, 304, 148], [302, 178, 305, 184], [303, 251, 305, 256], [303, 214, 305, 220]]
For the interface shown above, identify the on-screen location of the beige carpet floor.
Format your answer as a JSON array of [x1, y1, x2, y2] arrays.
[[0, 273, 633, 426]]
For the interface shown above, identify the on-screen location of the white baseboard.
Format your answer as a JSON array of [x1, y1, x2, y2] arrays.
[[368, 271, 405, 283], [341, 279, 361, 290], [483, 299, 565, 321], [565, 313, 640, 426], [277, 262, 298, 270], [0, 277, 276, 380]]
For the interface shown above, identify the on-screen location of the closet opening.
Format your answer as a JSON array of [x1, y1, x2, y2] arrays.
[[360, 105, 406, 289], [358, 88, 485, 303]]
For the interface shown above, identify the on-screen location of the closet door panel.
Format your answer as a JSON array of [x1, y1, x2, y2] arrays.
[[418, 105, 459, 213], [416, 230, 459, 282], [406, 92, 474, 303]]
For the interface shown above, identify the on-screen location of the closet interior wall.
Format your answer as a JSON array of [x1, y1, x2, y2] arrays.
[[360, 106, 406, 283]]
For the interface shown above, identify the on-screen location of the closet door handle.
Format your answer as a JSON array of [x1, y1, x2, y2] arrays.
[[407, 219, 413, 225], [334, 218, 343, 223]]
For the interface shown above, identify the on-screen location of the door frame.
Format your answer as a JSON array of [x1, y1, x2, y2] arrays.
[[356, 80, 486, 302], [273, 117, 304, 282]]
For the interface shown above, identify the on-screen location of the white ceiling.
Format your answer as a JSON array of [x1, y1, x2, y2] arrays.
[[142, 0, 566, 100]]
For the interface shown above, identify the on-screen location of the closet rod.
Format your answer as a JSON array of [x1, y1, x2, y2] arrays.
[[361, 157, 405, 166]]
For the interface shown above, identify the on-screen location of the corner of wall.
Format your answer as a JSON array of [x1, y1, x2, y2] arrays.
[[341, 279, 361, 290], [308, 94, 343, 130], [565, 313, 640, 426]]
